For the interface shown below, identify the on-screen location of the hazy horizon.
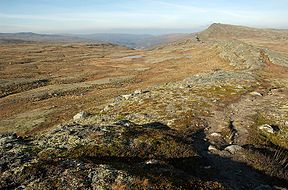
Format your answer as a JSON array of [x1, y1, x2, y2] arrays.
[[1, 0, 288, 34]]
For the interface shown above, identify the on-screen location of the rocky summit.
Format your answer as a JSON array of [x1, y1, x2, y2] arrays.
[[1, 23, 288, 189]]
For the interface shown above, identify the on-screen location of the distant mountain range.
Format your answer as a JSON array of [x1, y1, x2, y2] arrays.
[[1, 23, 288, 48], [0, 32, 192, 49], [0, 32, 92, 44], [72, 33, 193, 49]]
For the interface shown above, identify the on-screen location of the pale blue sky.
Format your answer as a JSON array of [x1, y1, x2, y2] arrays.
[[1, 0, 288, 34]]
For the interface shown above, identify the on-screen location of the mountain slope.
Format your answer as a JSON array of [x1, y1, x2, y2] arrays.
[[199, 23, 288, 41]]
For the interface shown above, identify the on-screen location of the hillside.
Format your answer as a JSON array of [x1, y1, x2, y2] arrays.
[[1, 24, 288, 189], [197, 23, 288, 55], [199, 23, 288, 41]]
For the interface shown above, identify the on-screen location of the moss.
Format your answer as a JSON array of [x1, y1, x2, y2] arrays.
[[38, 148, 63, 159], [249, 113, 288, 148], [265, 131, 288, 149], [116, 115, 127, 121]]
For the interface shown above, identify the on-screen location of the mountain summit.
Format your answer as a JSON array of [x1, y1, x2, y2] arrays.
[[198, 23, 288, 41]]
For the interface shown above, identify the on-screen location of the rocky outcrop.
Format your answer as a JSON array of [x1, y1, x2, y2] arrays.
[[214, 40, 264, 70], [1, 121, 225, 189]]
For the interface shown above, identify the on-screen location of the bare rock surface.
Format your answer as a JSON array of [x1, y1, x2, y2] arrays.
[[224, 145, 243, 154], [258, 124, 276, 134]]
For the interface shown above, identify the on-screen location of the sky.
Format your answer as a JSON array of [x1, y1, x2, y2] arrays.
[[0, 0, 288, 34]]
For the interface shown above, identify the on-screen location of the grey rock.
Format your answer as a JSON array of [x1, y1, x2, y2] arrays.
[[89, 164, 132, 190], [204, 166, 212, 169], [115, 120, 135, 127], [250, 91, 263, 97], [184, 70, 255, 85], [73, 111, 90, 121], [121, 94, 132, 100], [224, 145, 243, 154], [258, 124, 275, 134], [133, 89, 142, 95], [208, 145, 218, 152], [145, 159, 163, 165], [210, 132, 222, 137]]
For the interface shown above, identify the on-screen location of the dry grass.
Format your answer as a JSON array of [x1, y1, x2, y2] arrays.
[[0, 42, 233, 135], [246, 147, 288, 180]]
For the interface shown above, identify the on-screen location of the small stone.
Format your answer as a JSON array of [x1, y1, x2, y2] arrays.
[[145, 159, 162, 165], [250, 91, 263, 97], [103, 105, 111, 112], [115, 120, 135, 127], [134, 89, 142, 95], [73, 111, 90, 121], [210, 132, 222, 137], [15, 185, 26, 190], [4, 143, 13, 148], [258, 124, 275, 134], [208, 145, 218, 152], [204, 166, 212, 169], [224, 145, 243, 154], [121, 94, 132, 100]]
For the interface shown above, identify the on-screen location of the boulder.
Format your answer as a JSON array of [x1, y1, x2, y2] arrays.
[[258, 124, 275, 134], [224, 145, 243, 154], [208, 145, 218, 152], [73, 111, 90, 121], [250, 91, 263, 97], [210, 132, 222, 137]]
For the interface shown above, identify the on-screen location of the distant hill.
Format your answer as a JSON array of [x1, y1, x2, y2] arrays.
[[0, 32, 94, 44], [0, 32, 191, 49], [72, 33, 192, 49], [198, 23, 288, 41]]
